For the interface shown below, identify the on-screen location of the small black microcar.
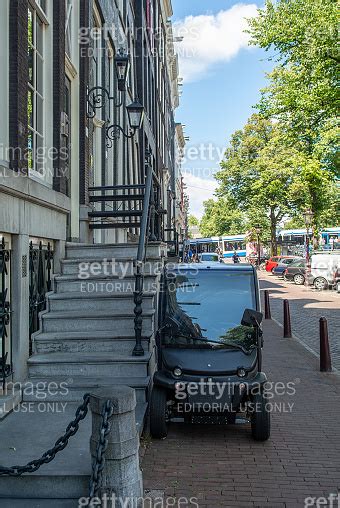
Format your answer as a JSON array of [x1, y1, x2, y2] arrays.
[[150, 263, 270, 441]]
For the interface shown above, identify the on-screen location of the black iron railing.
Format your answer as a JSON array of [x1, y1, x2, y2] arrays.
[[132, 159, 154, 356], [29, 241, 53, 355], [0, 237, 12, 390]]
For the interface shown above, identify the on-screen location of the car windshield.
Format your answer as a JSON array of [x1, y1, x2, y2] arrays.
[[200, 254, 219, 262], [163, 268, 258, 351], [290, 260, 305, 267]]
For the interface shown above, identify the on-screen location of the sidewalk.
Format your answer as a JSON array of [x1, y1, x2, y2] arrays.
[[141, 319, 340, 508], [258, 272, 340, 370]]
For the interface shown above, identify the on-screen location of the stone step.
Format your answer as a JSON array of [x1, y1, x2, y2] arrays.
[[33, 331, 152, 354], [48, 291, 155, 313], [54, 274, 158, 294], [0, 401, 147, 499], [65, 241, 166, 260], [27, 352, 151, 378], [23, 376, 151, 403], [60, 257, 163, 277], [41, 310, 155, 334]]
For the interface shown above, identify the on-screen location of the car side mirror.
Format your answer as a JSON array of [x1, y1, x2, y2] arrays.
[[241, 308, 263, 328]]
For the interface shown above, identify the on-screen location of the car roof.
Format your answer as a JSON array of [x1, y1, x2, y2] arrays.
[[173, 263, 255, 272]]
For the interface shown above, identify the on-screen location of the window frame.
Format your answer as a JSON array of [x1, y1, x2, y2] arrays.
[[27, 1, 48, 178]]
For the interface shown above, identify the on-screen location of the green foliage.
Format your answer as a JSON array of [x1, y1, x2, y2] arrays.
[[247, 0, 338, 128], [244, 0, 339, 241], [200, 197, 246, 237], [216, 115, 306, 253], [188, 215, 199, 226]]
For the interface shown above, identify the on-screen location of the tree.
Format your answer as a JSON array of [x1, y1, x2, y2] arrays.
[[216, 115, 306, 255], [247, 0, 339, 239], [200, 197, 246, 237], [247, 0, 338, 127], [188, 215, 199, 226]]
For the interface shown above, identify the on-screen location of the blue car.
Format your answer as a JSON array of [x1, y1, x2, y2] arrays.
[[272, 257, 303, 276]]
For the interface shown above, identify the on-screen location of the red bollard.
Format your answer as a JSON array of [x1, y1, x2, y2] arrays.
[[264, 290, 271, 319], [320, 317, 332, 372], [283, 299, 292, 338]]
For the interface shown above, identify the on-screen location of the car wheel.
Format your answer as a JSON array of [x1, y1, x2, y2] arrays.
[[294, 273, 305, 285], [271, 267, 276, 274], [314, 277, 328, 291], [251, 392, 270, 441], [337, 282, 340, 294], [150, 386, 168, 439]]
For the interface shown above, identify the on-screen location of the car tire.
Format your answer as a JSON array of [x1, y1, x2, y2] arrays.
[[227, 412, 237, 424], [294, 274, 305, 285], [271, 267, 276, 274], [251, 392, 270, 441], [150, 386, 168, 439], [337, 282, 340, 294], [314, 277, 328, 291]]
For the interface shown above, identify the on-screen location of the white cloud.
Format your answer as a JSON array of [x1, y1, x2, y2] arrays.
[[183, 172, 218, 219], [173, 4, 258, 83]]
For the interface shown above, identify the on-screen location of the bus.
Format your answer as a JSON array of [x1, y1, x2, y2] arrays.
[[188, 234, 256, 259], [221, 234, 248, 258], [277, 227, 340, 255]]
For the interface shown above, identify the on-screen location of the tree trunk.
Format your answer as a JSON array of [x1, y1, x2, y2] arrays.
[[270, 210, 278, 256]]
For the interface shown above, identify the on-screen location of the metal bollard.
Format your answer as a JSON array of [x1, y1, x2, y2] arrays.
[[89, 386, 143, 504], [283, 299, 292, 338], [320, 317, 332, 372], [264, 290, 271, 320]]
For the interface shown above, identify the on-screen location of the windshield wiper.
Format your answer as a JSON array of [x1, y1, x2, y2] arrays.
[[177, 302, 201, 306], [180, 335, 254, 355]]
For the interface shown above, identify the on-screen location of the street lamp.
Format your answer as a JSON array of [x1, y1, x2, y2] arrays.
[[254, 225, 262, 267], [106, 98, 144, 144], [87, 49, 130, 117], [303, 208, 314, 266], [126, 99, 145, 131], [114, 49, 130, 92]]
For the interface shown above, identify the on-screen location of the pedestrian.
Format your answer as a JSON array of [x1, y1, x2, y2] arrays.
[[188, 248, 193, 262], [232, 251, 240, 264]]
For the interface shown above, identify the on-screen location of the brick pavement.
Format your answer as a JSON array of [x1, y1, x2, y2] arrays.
[[258, 272, 340, 370], [141, 319, 340, 508]]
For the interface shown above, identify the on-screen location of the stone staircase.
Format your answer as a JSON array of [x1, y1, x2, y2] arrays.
[[0, 242, 165, 500], [24, 242, 165, 419]]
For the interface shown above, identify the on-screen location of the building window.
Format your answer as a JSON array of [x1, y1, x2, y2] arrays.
[[28, 4, 45, 175], [65, 0, 73, 58]]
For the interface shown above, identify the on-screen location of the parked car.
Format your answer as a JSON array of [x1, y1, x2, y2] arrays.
[[150, 264, 270, 441], [306, 253, 340, 290], [198, 253, 220, 263], [283, 260, 307, 285], [265, 256, 298, 273], [272, 257, 303, 276]]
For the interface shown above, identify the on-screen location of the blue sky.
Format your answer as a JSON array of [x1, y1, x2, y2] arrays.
[[171, 0, 273, 217]]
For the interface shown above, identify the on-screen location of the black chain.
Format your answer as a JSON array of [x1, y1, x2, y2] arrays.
[[89, 399, 114, 499], [0, 393, 91, 476]]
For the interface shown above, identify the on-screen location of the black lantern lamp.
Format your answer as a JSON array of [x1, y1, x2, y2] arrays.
[[115, 49, 130, 92], [86, 48, 130, 117], [126, 99, 145, 131], [106, 99, 144, 145]]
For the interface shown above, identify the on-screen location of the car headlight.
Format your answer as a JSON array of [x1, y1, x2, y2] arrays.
[[237, 368, 247, 378], [173, 367, 182, 377]]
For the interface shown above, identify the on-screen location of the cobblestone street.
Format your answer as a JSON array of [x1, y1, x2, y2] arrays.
[[258, 272, 340, 371], [141, 319, 340, 508]]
